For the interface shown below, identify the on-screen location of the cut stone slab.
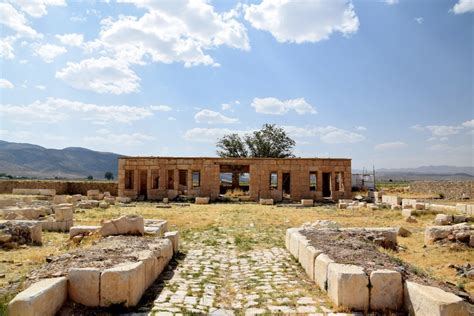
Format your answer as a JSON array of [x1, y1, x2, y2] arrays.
[[100, 215, 144, 237], [404, 281, 468, 316], [8, 277, 67, 316], [259, 198, 273, 205], [314, 253, 334, 291], [100, 261, 146, 307], [370, 269, 403, 311], [195, 197, 210, 204], [327, 263, 369, 311], [69, 225, 100, 238], [68, 268, 100, 307], [434, 214, 453, 226], [289, 230, 305, 259], [55, 207, 73, 222], [165, 231, 179, 254], [301, 199, 313, 207], [425, 226, 453, 244], [299, 245, 322, 281]]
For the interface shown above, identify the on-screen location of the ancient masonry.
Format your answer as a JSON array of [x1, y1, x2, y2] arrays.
[[118, 157, 352, 202]]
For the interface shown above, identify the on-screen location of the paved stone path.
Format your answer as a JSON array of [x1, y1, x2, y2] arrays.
[[149, 228, 343, 315]]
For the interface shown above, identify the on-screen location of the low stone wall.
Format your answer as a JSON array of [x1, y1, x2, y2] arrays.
[[286, 227, 470, 315], [0, 180, 118, 196], [410, 180, 473, 200]]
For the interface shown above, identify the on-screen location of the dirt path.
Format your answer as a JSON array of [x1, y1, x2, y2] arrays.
[[148, 228, 338, 315]]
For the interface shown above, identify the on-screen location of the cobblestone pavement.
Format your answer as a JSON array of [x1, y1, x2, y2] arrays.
[[149, 228, 344, 315]]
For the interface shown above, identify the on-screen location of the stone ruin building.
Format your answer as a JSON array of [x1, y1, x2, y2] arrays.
[[118, 157, 352, 202]]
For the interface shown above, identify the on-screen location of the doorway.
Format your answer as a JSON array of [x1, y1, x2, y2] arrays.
[[322, 172, 331, 198], [282, 172, 291, 199], [139, 170, 147, 198]]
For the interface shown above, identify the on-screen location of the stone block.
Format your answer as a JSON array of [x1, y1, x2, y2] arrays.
[[195, 197, 210, 204], [68, 268, 100, 307], [314, 253, 334, 291], [370, 269, 403, 311], [299, 245, 322, 281], [327, 263, 369, 311], [404, 281, 468, 316], [289, 229, 304, 258], [164, 231, 179, 254], [52, 195, 69, 205], [99, 201, 109, 209], [100, 215, 144, 237], [424, 226, 453, 244], [301, 199, 313, 207], [100, 262, 146, 307], [55, 207, 73, 222], [402, 209, 416, 218], [162, 197, 169, 203], [137, 250, 157, 288], [0, 199, 16, 208], [285, 228, 298, 251], [434, 214, 452, 225], [69, 225, 100, 238], [402, 198, 417, 209], [338, 203, 347, 209], [297, 237, 309, 265], [453, 215, 466, 224], [8, 277, 67, 316], [382, 195, 401, 206], [39, 189, 56, 196], [415, 203, 425, 210], [259, 198, 274, 205]]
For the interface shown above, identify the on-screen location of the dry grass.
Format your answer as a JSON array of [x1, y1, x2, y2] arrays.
[[0, 202, 472, 298]]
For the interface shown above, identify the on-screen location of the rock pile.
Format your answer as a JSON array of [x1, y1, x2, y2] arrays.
[[0, 220, 42, 248]]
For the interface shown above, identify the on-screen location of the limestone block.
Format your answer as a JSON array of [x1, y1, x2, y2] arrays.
[[0, 199, 16, 208], [8, 277, 67, 316], [404, 281, 468, 316], [39, 189, 55, 196], [52, 195, 69, 205], [116, 197, 132, 203], [137, 250, 157, 288], [370, 269, 403, 311], [453, 215, 467, 224], [195, 197, 210, 204], [71, 195, 82, 203], [402, 209, 416, 218], [299, 245, 322, 281], [424, 226, 453, 244], [314, 254, 334, 291], [164, 231, 179, 254], [55, 207, 73, 222], [259, 198, 274, 205], [90, 200, 100, 207], [162, 197, 169, 203], [289, 229, 304, 258], [100, 262, 146, 307], [77, 201, 92, 209], [415, 203, 425, 210], [100, 215, 144, 237], [382, 195, 401, 206], [338, 203, 347, 209], [69, 225, 100, 238], [99, 201, 109, 209], [327, 263, 369, 311], [297, 237, 309, 265], [68, 268, 100, 307], [434, 214, 452, 225], [285, 228, 298, 251], [402, 199, 417, 209], [87, 189, 100, 196], [301, 199, 313, 207]]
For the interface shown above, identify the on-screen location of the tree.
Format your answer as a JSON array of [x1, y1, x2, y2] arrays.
[[216, 133, 248, 157], [104, 171, 114, 180], [87, 175, 93, 180], [216, 124, 295, 158]]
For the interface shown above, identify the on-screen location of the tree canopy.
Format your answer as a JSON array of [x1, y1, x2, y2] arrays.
[[216, 124, 295, 158]]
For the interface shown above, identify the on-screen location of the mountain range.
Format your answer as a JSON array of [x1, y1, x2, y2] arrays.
[[0, 140, 472, 180]]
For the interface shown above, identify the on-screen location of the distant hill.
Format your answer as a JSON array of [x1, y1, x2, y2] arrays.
[[354, 166, 474, 181], [0, 140, 121, 179]]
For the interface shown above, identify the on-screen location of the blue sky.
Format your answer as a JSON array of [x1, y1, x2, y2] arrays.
[[0, 0, 472, 169]]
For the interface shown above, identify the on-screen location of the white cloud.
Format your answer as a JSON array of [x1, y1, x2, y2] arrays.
[[35, 85, 46, 90], [0, 97, 154, 124], [56, 57, 140, 94], [415, 17, 423, 24], [251, 97, 316, 115], [84, 130, 154, 146], [11, 0, 65, 18], [374, 141, 407, 151], [34, 44, 67, 63], [168, 116, 176, 121], [94, 1, 249, 67], [0, 36, 16, 59], [0, 79, 14, 89], [194, 109, 239, 124], [426, 125, 462, 136], [355, 126, 366, 131], [244, 0, 359, 44], [55, 33, 84, 47], [452, 0, 474, 14], [410, 124, 425, 132], [150, 105, 172, 112], [221, 100, 240, 111], [462, 119, 474, 128], [183, 127, 247, 143], [384, 0, 399, 5], [0, 3, 39, 38], [283, 125, 365, 144]]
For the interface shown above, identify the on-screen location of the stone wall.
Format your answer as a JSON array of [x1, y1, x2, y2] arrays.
[[410, 180, 473, 200], [0, 180, 118, 196], [118, 157, 352, 202]]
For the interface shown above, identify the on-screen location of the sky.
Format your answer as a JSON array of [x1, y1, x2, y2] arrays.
[[0, 0, 473, 170]]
